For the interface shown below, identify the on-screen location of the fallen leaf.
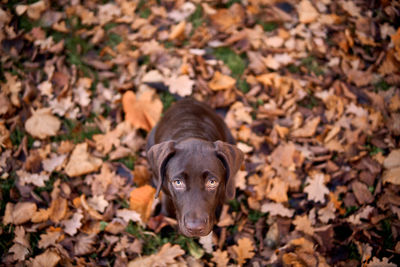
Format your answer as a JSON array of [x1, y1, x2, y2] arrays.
[[25, 108, 61, 139], [212, 249, 229, 267], [31, 250, 61, 267], [31, 208, 50, 223], [16, 170, 50, 187], [42, 154, 67, 173], [352, 181, 373, 204], [127, 243, 185, 267], [62, 210, 83, 236], [49, 197, 68, 223], [165, 75, 194, 97], [38, 230, 62, 249], [129, 185, 156, 223], [208, 71, 236, 91], [9, 243, 29, 261], [74, 234, 96, 256], [293, 214, 315, 235], [116, 208, 142, 224], [367, 257, 397, 267], [2, 73, 21, 107], [169, 21, 186, 40], [230, 237, 255, 266], [7, 202, 38, 225], [304, 173, 329, 203], [87, 195, 109, 213], [64, 142, 102, 177], [122, 90, 163, 132], [291, 116, 320, 138], [266, 177, 289, 203], [199, 232, 213, 254], [261, 202, 294, 217], [297, 0, 319, 23]]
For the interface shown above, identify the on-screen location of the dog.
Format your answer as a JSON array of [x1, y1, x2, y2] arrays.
[[146, 98, 244, 237]]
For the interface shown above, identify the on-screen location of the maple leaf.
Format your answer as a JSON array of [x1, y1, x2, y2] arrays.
[[261, 202, 295, 217], [165, 74, 194, 97], [303, 173, 329, 204], [62, 209, 83, 236], [122, 90, 162, 132], [212, 249, 229, 267], [230, 237, 255, 266], [129, 185, 156, 223], [25, 108, 61, 139], [64, 142, 102, 177], [208, 71, 236, 91], [74, 234, 96, 256], [293, 214, 315, 236], [31, 249, 61, 267], [16, 170, 49, 187]]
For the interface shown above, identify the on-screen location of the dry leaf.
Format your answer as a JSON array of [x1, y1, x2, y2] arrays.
[[122, 90, 163, 132], [17, 170, 50, 187], [382, 149, 400, 185], [31, 208, 50, 223], [10, 226, 30, 260], [62, 210, 83, 236], [165, 74, 194, 97], [169, 21, 186, 40], [352, 181, 373, 204], [297, 0, 319, 23], [74, 234, 96, 256], [129, 185, 156, 223], [209, 71, 236, 91], [199, 232, 213, 254], [367, 257, 397, 267], [293, 214, 315, 235], [42, 154, 67, 173], [6, 202, 38, 225], [230, 237, 255, 266], [127, 243, 185, 267], [87, 195, 109, 213], [25, 108, 61, 139], [31, 250, 61, 267], [291, 116, 320, 138], [49, 197, 68, 223], [64, 142, 102, 177], [266, 177, 289, 203], [261, 202, 294, 217], [116, 208, 142, 224], [9, 243, 29, 261], [304, 173, 329, 204], [212, 249, 229, 267], [38, 230, 62, 249]]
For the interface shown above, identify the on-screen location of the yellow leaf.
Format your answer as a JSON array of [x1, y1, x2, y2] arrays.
[[129, 185, 156, 223], [208, 71, 236, 91]]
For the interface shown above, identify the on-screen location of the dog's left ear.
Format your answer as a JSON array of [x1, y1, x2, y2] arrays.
[[214, 141, 244, 200], [147, 141, 176, 198]]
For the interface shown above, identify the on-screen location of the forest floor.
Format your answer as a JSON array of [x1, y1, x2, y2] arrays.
[[1, 0, 400, 266]]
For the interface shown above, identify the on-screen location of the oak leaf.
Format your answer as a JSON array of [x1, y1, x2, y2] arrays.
[[212, 249, 229, 267], [122, 90, 162, 132], [87, 195, 109, 213], [266, 177, 289, 203], [165, 74, 194, 97], [38, 230, 62, 249], [116, 209, 142, 224], [230, 237, 255, 266], [293, 214, 315, 235], [62, 210, 83, 236], [304, 173, 329, 203], [129, 185, 156, 223], [261, 202, 294, 217], [208, 71, 236, 91], [297, 0, 319, 23], [127, 243, 184, 267], [2, 73, 21, 107], [25, 108, 61, 139], [9, 243, 29, 261], [64, 142, 102, 177], [17, 170, 49, 187]]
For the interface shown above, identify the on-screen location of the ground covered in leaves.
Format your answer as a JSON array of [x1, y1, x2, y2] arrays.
[[1, 0, 400, 266]]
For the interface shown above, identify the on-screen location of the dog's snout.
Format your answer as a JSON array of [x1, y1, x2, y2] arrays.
[[184, 214, 208, 233]]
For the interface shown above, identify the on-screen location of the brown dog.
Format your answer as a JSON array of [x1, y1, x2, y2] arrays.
[[146, 98, 244, 237]]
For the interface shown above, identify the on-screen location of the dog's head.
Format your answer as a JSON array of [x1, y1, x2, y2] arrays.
[[147, 138, 243, 237]]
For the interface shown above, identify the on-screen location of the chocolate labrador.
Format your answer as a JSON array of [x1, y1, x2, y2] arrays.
[[146, 98, 244, 237]]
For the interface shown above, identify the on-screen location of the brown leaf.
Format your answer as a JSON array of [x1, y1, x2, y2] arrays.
[[74, 234, 96, 256], [165, 75, 194, 97], [266, 177, 289, 203], [169, 21, 186, 40], [62, 210, 83, 236], [230, 237, 255, 266], [352, 181, 373, 204], [9, 243, 29, 261], [291, 116, 320, 138], [304, 173, 329, 204], [261, 202, 295, 218], [38, 229, 62, 249], [8, 202, 38, 225], [293, 214, 315, 235], [122, 90, 163, 132], [133, 165, 151, 186], [64, 142, 102, 177], [127, 243, 184, 267], [297, 0, 319, 23], [208, 71, 236, 91], [16, 170, 50, 187], [31, 250, 61, 267], [129, 185, 156, 223], [212, 249, 229, 267], [31, 208, 50, 223], [25, 108, 61, 139], [49, 197, 68, 223]]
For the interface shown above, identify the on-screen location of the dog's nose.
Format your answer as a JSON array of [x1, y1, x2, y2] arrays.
[[184, 215, 208, 233]]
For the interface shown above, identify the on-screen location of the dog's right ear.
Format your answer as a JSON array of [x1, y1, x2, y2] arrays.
[[147, 141, 176, 198]]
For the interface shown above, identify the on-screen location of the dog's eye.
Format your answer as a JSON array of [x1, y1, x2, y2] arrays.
[[206, 178, 219, 190], [172, 179, 185, 190]]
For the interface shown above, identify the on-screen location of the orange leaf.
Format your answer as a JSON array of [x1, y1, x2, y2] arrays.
[[208, 71, 236, 91], [122, 90, 162, 132], [230, 237, 255, 266], [49, 197, 68, 223], [130, 185, 156, 223]]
